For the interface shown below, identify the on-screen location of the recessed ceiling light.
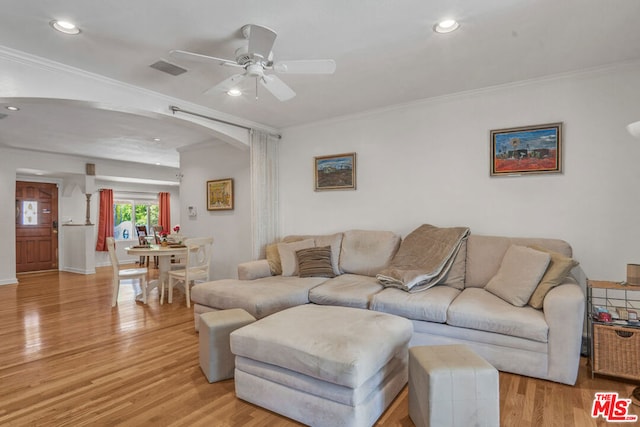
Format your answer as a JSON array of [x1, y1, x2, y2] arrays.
[[6, 106, 20, 111], [153, 138, 161, 142], [50, 20, 81, 35], [433, 19, 460, 34], [155, 162, 161, 166], [227, 88, 242, 97]]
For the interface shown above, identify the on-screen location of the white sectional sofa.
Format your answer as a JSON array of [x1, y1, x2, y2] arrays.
[[190, 229, 585, 385]]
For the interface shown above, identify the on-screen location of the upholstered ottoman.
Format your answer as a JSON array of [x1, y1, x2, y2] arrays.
[[199, 309, 256, 383], [409, 344, 499, 427], [230, 304, 413, 427]]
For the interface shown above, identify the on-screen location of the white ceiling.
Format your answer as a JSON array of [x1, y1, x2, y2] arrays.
[[1, 0, 640, 166]]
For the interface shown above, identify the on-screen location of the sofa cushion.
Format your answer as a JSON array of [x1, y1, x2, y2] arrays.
[[339, 230, 401, 276], [465, 235, 572, 288], [265, 243, 282, 275], [484, 245, 550, 307], [278, 239, 315, 276], [190, 276, 328, 319], [297, 246, 336, 278], [527, 245, 579, 309], [283, 233, 343, 276], [237, 259, 272, 280], [309, 274, 383, 308], [447, 288, 549, 342], [371, 285, 461, 323]]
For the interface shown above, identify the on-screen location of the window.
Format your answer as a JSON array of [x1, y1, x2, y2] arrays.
[[113, 198, 159, 241], [22, 201, 38, 225]]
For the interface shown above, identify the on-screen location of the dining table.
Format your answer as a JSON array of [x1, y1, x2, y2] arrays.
[[125, 244, 188, 302]]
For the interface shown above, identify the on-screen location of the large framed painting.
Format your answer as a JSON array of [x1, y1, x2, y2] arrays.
[[207, 178, 234, 210], [314, 152, 357, 191], [490, 123, 563, 176]]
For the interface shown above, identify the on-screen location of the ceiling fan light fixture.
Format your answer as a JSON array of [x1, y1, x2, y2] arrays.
[[627, 120, 640, 138], [434, 19, 460, 34], [50, 20, 81, 35], [227, 88, 242, 97]]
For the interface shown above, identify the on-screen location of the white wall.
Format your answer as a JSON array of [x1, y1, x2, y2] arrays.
[[0, 147, 181, 284], [0, 154, 17, 285], [279, 62, 640, 282], [179, 142, 251, 279]]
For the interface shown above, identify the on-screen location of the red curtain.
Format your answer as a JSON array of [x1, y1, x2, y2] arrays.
[[158, 192, 171, 234], [95, 189, 114, 251]]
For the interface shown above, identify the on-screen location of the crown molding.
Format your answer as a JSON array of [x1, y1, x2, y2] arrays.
[[284, 58, 640, 134]]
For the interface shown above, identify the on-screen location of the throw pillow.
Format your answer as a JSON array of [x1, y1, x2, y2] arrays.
[[265, 243, 282, 275], [277, 239, 315, 276], [484, 245, 551, 307], [297, 246, 336, 278], [527, 244, 579, 309], [283, 233, 343, 276], [312, 233, 343, 276]]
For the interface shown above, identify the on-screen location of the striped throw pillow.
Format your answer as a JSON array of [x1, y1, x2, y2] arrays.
[[296, 246, 336, 278]]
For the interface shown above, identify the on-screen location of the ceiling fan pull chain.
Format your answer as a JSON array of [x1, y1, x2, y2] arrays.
[[255, 76, 259, 101]]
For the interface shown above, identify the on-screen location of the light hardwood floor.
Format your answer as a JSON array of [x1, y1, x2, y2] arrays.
[[0, 267, 638, 426]]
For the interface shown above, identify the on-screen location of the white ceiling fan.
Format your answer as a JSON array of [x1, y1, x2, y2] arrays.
[[170, 24, 336, 101]]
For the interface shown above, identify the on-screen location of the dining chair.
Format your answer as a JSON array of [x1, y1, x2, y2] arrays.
[[151, 225, 165, 268], [152, 225, 164, 243], [136, 225, 150, 266], [166, 237, 213, 307], [107, 237, 149, 306]]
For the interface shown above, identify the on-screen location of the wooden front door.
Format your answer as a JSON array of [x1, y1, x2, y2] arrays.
[[16, 181, 59, 273]]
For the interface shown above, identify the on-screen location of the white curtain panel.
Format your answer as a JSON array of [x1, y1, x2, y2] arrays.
[[250, 130, 280, 259]]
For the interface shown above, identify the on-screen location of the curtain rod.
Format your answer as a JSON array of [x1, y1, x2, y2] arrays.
[[169, 105, 281, 139]]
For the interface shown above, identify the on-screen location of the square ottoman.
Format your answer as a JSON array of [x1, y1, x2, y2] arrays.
[[199, 308, 256, 383], [230, 304, 413, 427], [409, 344, 500, 427]]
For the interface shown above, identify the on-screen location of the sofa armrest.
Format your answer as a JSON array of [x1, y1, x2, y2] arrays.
[[543, 279, 585, 385], [238, 260, 272, 280]]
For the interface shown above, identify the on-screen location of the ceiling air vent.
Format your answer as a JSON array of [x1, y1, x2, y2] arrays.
[[149, 60, 187, 76]]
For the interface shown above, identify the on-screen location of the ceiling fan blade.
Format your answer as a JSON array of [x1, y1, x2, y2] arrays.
[[273, 59, 336, 74], [260, 75, 296, 101], [170, 49, 238, 67], [204, 73, 247, 95], [248, 24, 277, 60]]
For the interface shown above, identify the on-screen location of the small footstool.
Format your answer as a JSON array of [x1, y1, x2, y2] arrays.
[[409, 344, 499, 427], [199, 309, 256, 383], [230, 304, 413, 427]]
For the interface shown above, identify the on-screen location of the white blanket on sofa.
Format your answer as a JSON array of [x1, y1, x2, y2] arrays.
[[376, 224, 469, 293]]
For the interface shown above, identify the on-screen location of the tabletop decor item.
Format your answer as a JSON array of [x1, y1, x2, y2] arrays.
[[490, 122, 562, 176], [207, 178, 234, 211], [160, 231, 169, 246], [314, 152, 356, 191]]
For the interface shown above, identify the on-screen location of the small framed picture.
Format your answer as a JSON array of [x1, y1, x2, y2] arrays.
[[314, 152, 357, 191], [207, 178, 234, 210], [490, 123, 563, 176]]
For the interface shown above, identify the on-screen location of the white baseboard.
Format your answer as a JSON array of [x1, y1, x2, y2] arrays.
[[0, 277, 18, 286], [60, 267, 96, 275]]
